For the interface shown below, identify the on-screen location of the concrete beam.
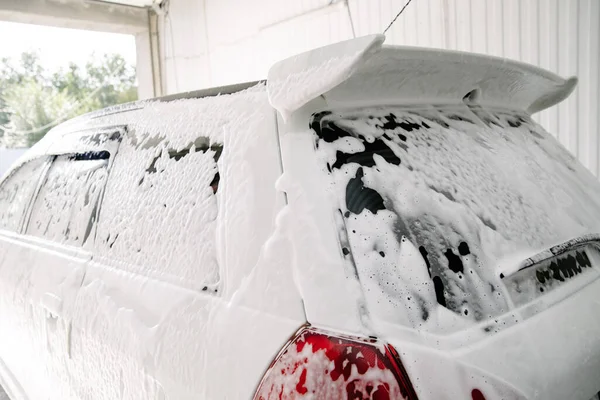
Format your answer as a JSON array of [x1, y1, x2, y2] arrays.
[[135, 30, 155, 99], [0, 0, 149, 34]]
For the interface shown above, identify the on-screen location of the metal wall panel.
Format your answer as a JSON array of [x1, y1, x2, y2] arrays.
[[159, 0, 600, 174]]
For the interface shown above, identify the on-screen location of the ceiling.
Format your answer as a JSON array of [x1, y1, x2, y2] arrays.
[[94, 0, 160, 7]]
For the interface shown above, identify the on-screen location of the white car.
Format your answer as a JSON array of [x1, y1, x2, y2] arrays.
[[1, 34, 600, 400]]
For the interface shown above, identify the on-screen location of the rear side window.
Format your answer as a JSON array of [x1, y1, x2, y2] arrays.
[[95, 134, 222, 292], [0, 158, 47, 232], [26, 153, 109, 246]]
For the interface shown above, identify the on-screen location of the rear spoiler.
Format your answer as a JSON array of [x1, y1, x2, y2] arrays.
[[267, 35, 385, 120], [267, 34, 577, 118]]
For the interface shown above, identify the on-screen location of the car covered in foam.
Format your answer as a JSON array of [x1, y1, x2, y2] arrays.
[[0, 34, 599, 400]]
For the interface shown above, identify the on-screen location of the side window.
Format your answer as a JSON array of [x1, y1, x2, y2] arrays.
[[0, 158, 47, 232], [26, 152, 109, 246], [95, 134, 222, 292]]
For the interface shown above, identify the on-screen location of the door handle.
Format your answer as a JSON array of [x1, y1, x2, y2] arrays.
[[41, 292, 63, 318]]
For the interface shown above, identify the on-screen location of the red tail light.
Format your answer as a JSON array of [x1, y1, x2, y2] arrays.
[[254, 326, 418, 400]]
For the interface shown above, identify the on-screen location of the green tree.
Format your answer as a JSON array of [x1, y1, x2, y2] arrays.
[[1, 79, 74, 148], [0, 53, 37, 142], [0, 51, 137, 148]]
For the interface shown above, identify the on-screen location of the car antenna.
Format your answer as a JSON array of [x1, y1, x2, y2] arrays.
[[344, 0, 357, 38], [383, 0, 415, 34]]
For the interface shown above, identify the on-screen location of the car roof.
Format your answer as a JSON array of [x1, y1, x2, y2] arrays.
[[75, 80, 264, 122], [1, 81, 267, 180]]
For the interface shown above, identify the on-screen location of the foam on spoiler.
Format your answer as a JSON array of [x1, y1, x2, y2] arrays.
[[267, 34, 385, 120], [268, 35, 577, 117]]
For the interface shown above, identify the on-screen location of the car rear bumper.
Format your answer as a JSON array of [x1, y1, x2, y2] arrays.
[[380, 271, 600, 400]]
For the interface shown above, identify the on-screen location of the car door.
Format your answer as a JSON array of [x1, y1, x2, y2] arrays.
[[66, 89, 305, 400], [0, 128, 123, 400], [0, 156, 52, 399]]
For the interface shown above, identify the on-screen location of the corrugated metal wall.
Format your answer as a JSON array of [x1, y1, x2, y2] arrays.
[[159, 0, 600, 174]]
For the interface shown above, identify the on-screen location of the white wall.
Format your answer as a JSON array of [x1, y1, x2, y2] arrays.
[[159, 0, 600, 175]]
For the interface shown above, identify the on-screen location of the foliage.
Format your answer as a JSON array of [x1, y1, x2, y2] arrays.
[[0, 52, 137, 148]]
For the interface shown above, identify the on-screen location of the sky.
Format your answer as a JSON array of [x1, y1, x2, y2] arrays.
[[0, 21, 136, 71]]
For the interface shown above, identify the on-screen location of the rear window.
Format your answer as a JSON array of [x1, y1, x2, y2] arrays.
[[310, 105, 600, 332]]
